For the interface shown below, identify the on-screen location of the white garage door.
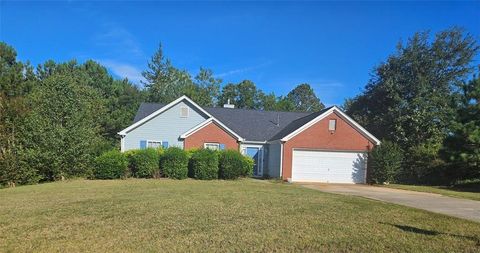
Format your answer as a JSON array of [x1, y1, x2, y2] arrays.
[[292, 150, 367, 183]]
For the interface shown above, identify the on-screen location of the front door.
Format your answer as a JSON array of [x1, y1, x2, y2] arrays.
[[245, 147, 263, 177]]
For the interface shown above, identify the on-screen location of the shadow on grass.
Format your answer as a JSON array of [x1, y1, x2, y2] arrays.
[[431, 179, 480, 193], [447, 183, 480, 193], [380, 222, 480, 245]]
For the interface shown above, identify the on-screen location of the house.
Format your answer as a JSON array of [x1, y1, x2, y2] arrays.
[[118, 95, 380, 183]]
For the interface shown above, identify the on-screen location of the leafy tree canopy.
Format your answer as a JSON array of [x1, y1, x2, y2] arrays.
[[442, 74, 480, 180], [346, 28, 479, 150], [285, 83, 325, 112]]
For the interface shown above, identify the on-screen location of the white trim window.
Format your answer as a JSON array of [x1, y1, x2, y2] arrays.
[[147, 140, 162, 148], [204, 143, 220, 150], [180, 106, 189, 118]]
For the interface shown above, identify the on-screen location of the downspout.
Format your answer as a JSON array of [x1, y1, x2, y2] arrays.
[[120, 135, 125, 152], [279, 141, 284, 180]]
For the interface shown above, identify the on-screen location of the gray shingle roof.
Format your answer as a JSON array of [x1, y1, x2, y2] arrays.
[[204, 107, 311, 141], [132, 102, 329, 141], [268, 107, 332, 141], [133, 103, 165, 123]]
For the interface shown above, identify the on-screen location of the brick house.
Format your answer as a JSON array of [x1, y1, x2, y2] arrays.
[[118, 96, 380, 183]]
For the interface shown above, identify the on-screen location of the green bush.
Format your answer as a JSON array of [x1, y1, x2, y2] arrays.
[[0, 147, 41, 186], [160, 147, 189, 179], [189, 149, 219, 180], [369, 140, 403, 184], [127, 148, 160, 178], [401, 143, 446, 184], [93, 150, 128, 179], [218, 150, 252, 180], [242, 156, 254, 177], [185, 148, 199, 159]]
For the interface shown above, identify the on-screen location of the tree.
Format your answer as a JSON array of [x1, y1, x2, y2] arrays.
[[36, 59, 144, 147], [345, 28, 478, 184], [286, 83, 325, 112], [0, 42, 38, 186], [442, 74, 480, 180], [184, 68, 221, 107], [346, 28, 478, 150], [217, 80, 262, 109], [236, 80, 262, 109], [20, 73, 105, 181], [103, 78, 144, 145], [276, 96, 296, 111], [142, 44, 192, 103], [218, 83, 238, 106], [143, 45, 221, 106], [369, 140, 403, 184], [259, 92, 277, 111], [1, 43, 143, 185]]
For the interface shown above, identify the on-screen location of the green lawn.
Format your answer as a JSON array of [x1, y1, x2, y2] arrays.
[[1, 179, 479, 252], [383, 183, 480, 201]]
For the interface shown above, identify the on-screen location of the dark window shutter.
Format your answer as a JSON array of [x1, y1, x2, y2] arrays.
[[162, 141, 169, 149], [140, 140, 147, 149]]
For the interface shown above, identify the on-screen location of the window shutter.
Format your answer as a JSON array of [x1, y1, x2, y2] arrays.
[[219, 144, 225, 150], [140, 140, 147, 149], [162, 141, 169, 149]]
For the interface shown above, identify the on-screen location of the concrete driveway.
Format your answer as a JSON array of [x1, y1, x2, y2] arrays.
[[298, 183, 480, 223]]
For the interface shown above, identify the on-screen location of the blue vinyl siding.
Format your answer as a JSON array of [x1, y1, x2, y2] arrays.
[[123, 100, 208, 151]]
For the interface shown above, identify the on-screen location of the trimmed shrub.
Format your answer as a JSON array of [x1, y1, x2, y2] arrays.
[[218, 150, 252, 180], [189, 149, 219, 180], [186, 148, 199, 159], [128, 148, 160, 178], [242, 156, 254, 177], [161, 147, 189, 179], [93, 150, 128, 179], [369, 140, 403, 184]]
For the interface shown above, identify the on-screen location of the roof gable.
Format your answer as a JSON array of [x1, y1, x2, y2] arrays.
[[180, 118, 243, 141], [118, 96, 211, 135], [279, 106, 381, 145]]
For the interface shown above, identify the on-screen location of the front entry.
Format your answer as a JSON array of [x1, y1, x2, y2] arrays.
[[243, 146, 263, 177]]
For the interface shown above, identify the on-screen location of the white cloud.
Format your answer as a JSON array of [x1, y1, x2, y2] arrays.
[[93, 23, 144, 58], [100, 60, 145, 84], [216, 61, 272, 78], [315, 80, 345, 88]]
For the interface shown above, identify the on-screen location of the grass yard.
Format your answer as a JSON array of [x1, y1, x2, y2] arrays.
[[383, 183, 480, 201], [1, 179, 479, 252]]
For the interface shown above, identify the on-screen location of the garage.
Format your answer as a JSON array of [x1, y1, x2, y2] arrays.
[[291, 150, 367, 183]]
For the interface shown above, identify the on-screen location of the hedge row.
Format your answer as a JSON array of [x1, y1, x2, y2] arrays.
[[93, 147, 253, 180]]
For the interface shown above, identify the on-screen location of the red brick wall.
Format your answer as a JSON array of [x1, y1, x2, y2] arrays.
[[184, 122, 239, 150], [282, 112, 374, 179]]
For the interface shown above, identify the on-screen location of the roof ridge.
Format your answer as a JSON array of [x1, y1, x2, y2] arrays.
[[204, 106, 311, 114], [140, 101, 313, 115], [282, 106, 335, 123]]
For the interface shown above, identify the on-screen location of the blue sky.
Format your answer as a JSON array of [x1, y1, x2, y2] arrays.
[[1, 1, 479, 106]]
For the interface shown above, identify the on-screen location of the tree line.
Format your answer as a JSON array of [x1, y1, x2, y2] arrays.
[[346, 28, 479, 184], [1, 27, 478, 186], [142, 44, 325, 111], [0, 42, 323, 185]]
